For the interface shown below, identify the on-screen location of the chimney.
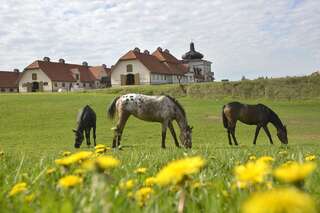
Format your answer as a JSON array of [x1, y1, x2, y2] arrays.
[[143, 50, 150, 55], [102, 64, 107, 69], [59, 58, 65, 64], [13, 68, 19, 73], [190, 42, 195, 51], [43, 57, 50, 62], [82, 61, 88, 67], [164, 49, 170, 54], [157, 47, 162, 52], [133, 47, 140, 53]]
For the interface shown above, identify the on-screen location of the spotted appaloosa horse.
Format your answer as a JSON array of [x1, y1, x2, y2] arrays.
[[222, 102, 288, 145], [73, 105, 96, 148], [107, 94, 193, 149]]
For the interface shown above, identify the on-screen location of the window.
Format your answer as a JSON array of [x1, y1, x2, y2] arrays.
[[164, 75, 167, 80], [32, 73, 37, 80], [126, 64, 133, 72], [83, 83, 86, 87], [9, 88, 13, 92], [44, 82, 48, 86], [1, 88, 5, 92], [75, 74, 80, 81], [54, 82, 57, 87], [62, 82, 65, 87]]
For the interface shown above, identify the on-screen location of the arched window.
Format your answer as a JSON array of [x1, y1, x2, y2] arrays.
[[127, 64, 133, 72]]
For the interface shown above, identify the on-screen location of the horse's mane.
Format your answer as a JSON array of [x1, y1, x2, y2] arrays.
[[260, 104, 284, 127], [165, 95, 186, 117]]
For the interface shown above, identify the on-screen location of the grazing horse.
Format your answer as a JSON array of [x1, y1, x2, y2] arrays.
[[107, 94, 193, 149], [73, 105, 96, 148], [222, 102, 288, 145]]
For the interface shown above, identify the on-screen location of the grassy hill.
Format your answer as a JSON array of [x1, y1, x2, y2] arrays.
[[94, 74, 320, 100]]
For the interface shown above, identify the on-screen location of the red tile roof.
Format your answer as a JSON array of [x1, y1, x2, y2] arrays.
[[0, 71, 20, 88], [116, 48, 188, 75], [24, 60, 99, 82], [89, 66, 111, 79]]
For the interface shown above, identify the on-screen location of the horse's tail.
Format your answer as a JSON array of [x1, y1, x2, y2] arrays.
[[107, 96, 120, 120], [222, 105, 228, 129]]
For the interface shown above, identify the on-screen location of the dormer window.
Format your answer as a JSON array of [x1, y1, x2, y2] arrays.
[[32, 73, 37, 80], [127, 64, 133, 72], [75, 74, 80, 81]]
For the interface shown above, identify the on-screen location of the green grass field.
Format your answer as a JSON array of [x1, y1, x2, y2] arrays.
[[0, 92, 320, 212]]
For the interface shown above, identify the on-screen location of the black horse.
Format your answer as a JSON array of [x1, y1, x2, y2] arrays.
[[222, 102, 288, 145], [73, 105, 96, 148]]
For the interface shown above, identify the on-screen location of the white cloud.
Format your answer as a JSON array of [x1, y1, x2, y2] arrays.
[[0, 0, 319, 80]]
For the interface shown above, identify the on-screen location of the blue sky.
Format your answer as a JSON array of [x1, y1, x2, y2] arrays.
[[0, 0, 319, 80]]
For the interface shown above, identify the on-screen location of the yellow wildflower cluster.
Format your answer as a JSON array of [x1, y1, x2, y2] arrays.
[[119, 179, 135, 190], [95, 144, 111, 154], [155, 156, 206, 186], [273, 162, 316, 183], [58, 175, 83, 188], [8, 182, 28, 197], [135, 187, 153, 207], [95, 156, 120, 171], [234, 159, 270, 188], [144, 177, 157, 187], [305, 155, 316, 161], [134, 167, 147, 174], [55, 151, 93, 166], [242, 187, 317, 213]]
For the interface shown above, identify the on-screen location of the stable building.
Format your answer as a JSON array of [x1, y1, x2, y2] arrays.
[[0, 69, 20, 92], [111, 47, 188, 86], [19, 57, 111, 92], [182, 42, 214, 82]]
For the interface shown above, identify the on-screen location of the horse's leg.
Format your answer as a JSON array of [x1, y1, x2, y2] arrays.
[[230, 125, 239, 146], [85, 128, 91, 146], [93, 125, 96, 147], [161, 121, 168, 149], [227, 129, 232, 145], [168, 121, 180, 148], [112, 112, 130, 148], [263, 125, 273, 144], [253, 125, 261, 145]]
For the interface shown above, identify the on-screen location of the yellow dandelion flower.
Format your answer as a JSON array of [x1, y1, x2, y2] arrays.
[[58, 175, 82, 188], [9, 182, 28, 197], [242, 187, 317, 213], [95, 148, 106, 154], [135, 187, 154, 207], [95, 144, 106, 149], [155, 156, 206, 186], [119, 179, 135, 190], [257, 156, 274, 164], [144, 177, 157, 187], [55, 151, 93, 166], [95, 156, 120, 170], [62, 151, 72, 157], [273, 162, 316, 183], [305, 155, 316, 162], [134, 167, 147, 174], [25, 193, 35, 203], [127, 191, 134, 199], [81, 159, 95, 171], [249, 155, 256, 161], [46, 168, 56, 175], [234, 160, 270, 187]]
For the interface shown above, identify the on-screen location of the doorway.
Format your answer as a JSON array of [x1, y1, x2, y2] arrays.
[[32, 82, 39, 92], [126, 74, 135, 85]]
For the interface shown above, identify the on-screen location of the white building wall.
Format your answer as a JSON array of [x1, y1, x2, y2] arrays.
[[19, 69, 53, 92], [111, 60, 151, 86]]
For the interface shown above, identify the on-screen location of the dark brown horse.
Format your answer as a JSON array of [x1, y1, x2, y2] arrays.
[[107, 94, 192, 149], [222, 102, 288, 145]]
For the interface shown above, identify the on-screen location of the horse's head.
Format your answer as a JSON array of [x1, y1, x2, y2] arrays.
[[180, 125, 193, 148], [277, 125, 288, 144], [73, 129, 84, 148]]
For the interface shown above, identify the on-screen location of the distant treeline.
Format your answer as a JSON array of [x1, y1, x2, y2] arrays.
[[95, 75, 320, 100]]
